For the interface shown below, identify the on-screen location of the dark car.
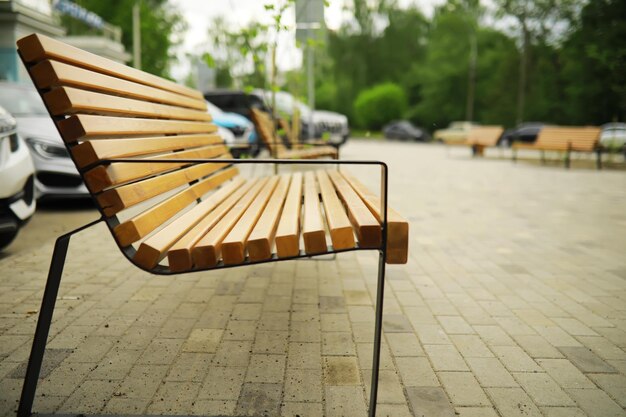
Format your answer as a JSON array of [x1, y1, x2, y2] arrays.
[[498, 122, 545, 146], [204, 90, 268, 121], [383, 120, 431, 141]]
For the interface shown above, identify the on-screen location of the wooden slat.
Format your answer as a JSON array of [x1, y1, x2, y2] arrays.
[[520, 126, 601, 152], [57, 114, 217, 143], [99, 164, 235, 217], [221, 176, 281, 265], [30, 59, 206, 111], [327, 170, 381, 248], [72, 134, 224, 168], [467, 126, 504, 147], [340, 171, 409, 264], [18, 34, 202, 100], [83, 144, 229, 193], [192, 178, 270, 269], [168, 179, 257, 272], [247, 175, 292, 261], [133, 178, 246, 269], [250, 108, 288, 155], [302, 171, 327, 254], [43, 87, 212, 121], [275, 172, 303, 258], [113, 169, 240, 247], [316, 170, 355, 250]]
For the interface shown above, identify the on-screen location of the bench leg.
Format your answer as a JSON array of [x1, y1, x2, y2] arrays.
[[368, 250, 387, 417], [17, 218, 102, 417], [512, 148, 517, 163], [596, 148, 602, 170]]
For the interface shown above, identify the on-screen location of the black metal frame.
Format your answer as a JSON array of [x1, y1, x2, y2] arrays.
[[16, 158, 390, 417], [512, 141, 604, 170]]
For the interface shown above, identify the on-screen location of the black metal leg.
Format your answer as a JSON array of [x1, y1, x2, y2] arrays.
[[596, 148, 602, 170], [368, 250, 387, 417], [512, 148, 517, 163], [17, 218, 102, 417]]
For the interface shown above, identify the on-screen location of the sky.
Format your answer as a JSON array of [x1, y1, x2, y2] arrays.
[[169, 0, 446, 82]]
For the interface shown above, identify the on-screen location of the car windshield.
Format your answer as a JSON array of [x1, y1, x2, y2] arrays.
[[205, 100, 224, 116], [257, 90, 311, 114], [0, 85, 48, 116]]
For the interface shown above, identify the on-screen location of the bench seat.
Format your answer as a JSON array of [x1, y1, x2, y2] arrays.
[[17, 34, 407, 272]]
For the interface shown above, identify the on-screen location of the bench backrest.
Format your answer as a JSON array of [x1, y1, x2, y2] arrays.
[[250, 108, 288, 156], [535, 126, 601, 151], [467, 126, 504, 146], [17, 34, 238, 261], [278, 118, 299, 148]]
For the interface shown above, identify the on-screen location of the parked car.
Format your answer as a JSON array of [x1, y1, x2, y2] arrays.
[[600, 123, 626, 155], [0, 82, 88, 200], [498, 122, 546, 146], [433, 121, 478, 144], [204, 89, 350, 147], [206, 101, 259, 157], [382, 120, 431, 141], [0, 106, 36, 249], [252, 89, 350, 146]]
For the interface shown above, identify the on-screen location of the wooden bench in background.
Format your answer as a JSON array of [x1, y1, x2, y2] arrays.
[[466, 125, 504, 156], [251, 108, 338, 159], [15, 33, 407, 417], [512, 126, 602, 169]]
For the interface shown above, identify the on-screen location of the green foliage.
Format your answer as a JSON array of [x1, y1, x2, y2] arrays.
[[60, 0, 184, 78], [354, 83, 407, 129]]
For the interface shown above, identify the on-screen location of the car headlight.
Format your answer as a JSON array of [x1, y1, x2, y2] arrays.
[[25, 137, 70, 159]]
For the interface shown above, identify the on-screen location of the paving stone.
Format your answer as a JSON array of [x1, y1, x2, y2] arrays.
[[395, 356, 439, 387], [539, 407, 587, 417], [588, 373, 626, 407], [466, 357, 518, 387], [537, 359, 595, 389], [356, 342, 395, 370], [473, 325, 516, 346], [577, 335, 626, 361], [192, 399, 237, 416], [491, 345, 542, 372], [450, 334, 494, 358], [438, 372, 490, 406], [321, 313, 351, 332], [10, 348, 71, 378], [287, 342, 322, 370], [146, 380, 200, 414], [438, 315, 475, 334], [363, 368, 406, 403], [181, 329, 222, 353], [513, 334, 563, 359], [323, 356, 360, 385], [284, 368, 323, 402], [534, 325, 582, 347], [382, 314, 413, 332], [197, 366, 245, 400], [322, 332, 356, 355], [565, 388, 625, 417], [455, 407, 499, 417], [386, 333, 424, 356], [245, 354, 286, 383], [325, 386, 368, 417], [375, 403, 413, 417], [281, 401, 324, 417], [513, 372, 575, 406], [486, 387, 543, 417], [424, 344, 468, 371], [58, 379, 119, 414], [405, 387, 455, 417], [212, 340, 252, 367], [235, 382, 282, 416], [559, 346, 617, 373]]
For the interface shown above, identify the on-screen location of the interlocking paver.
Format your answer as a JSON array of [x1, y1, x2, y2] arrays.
[[2, 142, 626, 417]]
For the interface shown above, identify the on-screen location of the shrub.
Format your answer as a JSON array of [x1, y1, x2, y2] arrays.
[[354, 83, 408, 129]]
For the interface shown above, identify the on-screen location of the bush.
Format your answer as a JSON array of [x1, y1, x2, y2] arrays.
[[354, 83, 408, 129]]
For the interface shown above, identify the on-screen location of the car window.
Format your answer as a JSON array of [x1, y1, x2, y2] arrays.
[[0, 86, 48, 116]]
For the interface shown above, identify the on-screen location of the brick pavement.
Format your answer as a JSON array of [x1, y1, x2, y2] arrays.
[[0, 141, 625, 416]]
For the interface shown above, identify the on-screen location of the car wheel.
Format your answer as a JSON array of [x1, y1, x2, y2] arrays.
[[0, 217, 18, 250]]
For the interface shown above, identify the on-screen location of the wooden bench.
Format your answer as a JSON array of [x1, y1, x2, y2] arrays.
[[466, 126, 504, 156], [251, 108, 338, 159], [15, 33, 408, 417], [512, 126, 602, 169]]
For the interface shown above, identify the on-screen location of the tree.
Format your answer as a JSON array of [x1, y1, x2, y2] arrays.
[[60, 0, 185, 78], [494, 0, 582, 123]]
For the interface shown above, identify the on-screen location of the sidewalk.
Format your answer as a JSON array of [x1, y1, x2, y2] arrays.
[[1, 141, 625, 417]]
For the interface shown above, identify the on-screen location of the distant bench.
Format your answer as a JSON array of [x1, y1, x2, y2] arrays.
[[15, 33, 408, 417], [251, 108, 338, 159], [512, 126, 602, 169], [445, 125, 504, 156]]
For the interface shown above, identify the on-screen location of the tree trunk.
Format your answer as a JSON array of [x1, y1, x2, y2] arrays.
[[516, 23, 529, 125]]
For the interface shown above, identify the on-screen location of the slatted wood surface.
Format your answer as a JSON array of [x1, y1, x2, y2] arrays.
[[18, 33, 409, 271], [251, 109, 337, 159], [466, 126, 504, 147], [513, 126, 601, 152]]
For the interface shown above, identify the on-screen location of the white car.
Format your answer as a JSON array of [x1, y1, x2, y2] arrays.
[[0, 82, 89, 200], [600, 123, 626, 153], [0, 106, 36, 249]]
